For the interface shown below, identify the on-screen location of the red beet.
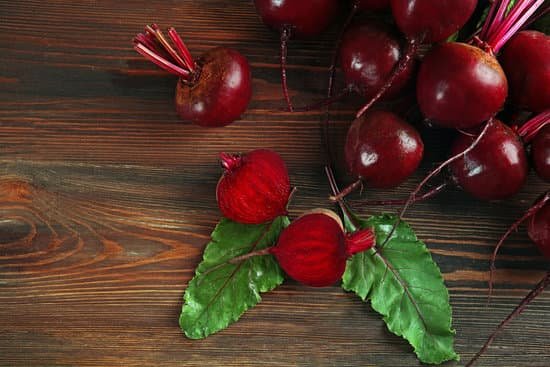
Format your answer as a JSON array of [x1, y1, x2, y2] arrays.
[[254, 0, 339, 111], [390, 0, 477, 43], [415, 0, 546, 130], [339, 21, 415, 101], [254, 0, 338, 37], [356, 0, 390, 12], [216, 149, 291, 224], [343, 110, 424, 190], [500, 31, 550, 113], [528, 199, 550, 258], [270, 209, 375, 287], [532, 124, 550, 182], [351, 0, 476, 119], [449, 120, 528, 200], [133, 25, 252, 127], [417, 43, 508, 129]]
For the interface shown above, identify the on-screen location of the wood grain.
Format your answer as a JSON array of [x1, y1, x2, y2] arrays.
[[0, 1, 549, 366]]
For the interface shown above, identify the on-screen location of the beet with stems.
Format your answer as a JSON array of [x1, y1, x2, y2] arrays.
[[353, 0, 478, 118], [270, 209, 375, 287], [216, 149, 291, 224], [390, 0, 478, 43], [339, 110, 424, 200], [416, 0, 546, 128], [417, 42, 508, 129], [133, 25, 252, 127], [339, 21, 416, 102], [253, 0, 339, 111], [500, 30, 550, 113], [449, 119, 528, 200]]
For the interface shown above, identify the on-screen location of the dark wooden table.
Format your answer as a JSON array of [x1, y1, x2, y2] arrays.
[[1, 1, 549, 366]]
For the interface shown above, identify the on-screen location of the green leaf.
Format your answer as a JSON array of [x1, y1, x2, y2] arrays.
[[180, 216, 289, 339], [342, 214, 458, 364]]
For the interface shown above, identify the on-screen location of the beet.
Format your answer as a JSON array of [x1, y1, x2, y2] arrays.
[[175, 47, 252, 127], [390, 0, 478, 43], [254, 0, 339, 37], [270, 209, 375, 287], [216, 149, 291, 224], [345, 110, 424, 189], [450, 120, 528, 200], [532, 124, 550, 182], [133, 25, 252, 127], [500, 31, 550, 113], [339, 21, 415, 101], [417, 43, 508, 129]]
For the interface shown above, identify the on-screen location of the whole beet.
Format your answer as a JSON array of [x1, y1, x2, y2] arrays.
[[339, 21, 415, 100], [345, 110, 424, 189], [390, 0, 477, 43], [500, 31, 550, 113], [417, 43, 508, 129], [450, 120, 528, 200]]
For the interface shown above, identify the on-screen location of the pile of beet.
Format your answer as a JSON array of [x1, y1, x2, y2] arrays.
[[132, 0, 549, 365]]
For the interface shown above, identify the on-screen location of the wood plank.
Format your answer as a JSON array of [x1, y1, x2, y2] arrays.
[[1, 1, 549, 366]]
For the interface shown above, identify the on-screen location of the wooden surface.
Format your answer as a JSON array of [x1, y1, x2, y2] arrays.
[[1, 1, 549, 366]]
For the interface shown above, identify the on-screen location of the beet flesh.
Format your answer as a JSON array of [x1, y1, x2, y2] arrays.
[[216, 149, 291, 224]]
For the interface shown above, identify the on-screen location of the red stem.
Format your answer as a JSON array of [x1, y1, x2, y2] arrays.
[[466, 271, 550, 367], [133, 24, 195, 79], [481, 0, 546, 53], [148, 25, 188, 71], [322, 3, 363, 231], [280, 26, 293, 112], [379, 119, 494, 249], [491, 0, 544, 52], [133, 43, 191, 78], [354, 181, 449, 207], [219, 152, 242, 172], [168, 27, 195, 71], [356, 37, 420, 119], [488, 191, 550, 300], [516, 109, 550, 143], [329, 179, 363, 203]]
